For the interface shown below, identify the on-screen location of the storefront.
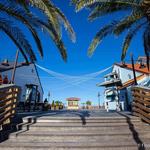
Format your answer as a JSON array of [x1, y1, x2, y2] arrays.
[[66, 97, 80, 110]]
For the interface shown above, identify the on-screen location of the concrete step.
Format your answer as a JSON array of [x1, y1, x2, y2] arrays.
[[0, 146, 144, 150], [18, 122, 146, 128], [20, 122, 150, 131], [21, 123, 150, 132], [22, 116, 141, 123], [9, 131, 150, 142], [0, 141, 149, 150], [1, 112, 150, 150]]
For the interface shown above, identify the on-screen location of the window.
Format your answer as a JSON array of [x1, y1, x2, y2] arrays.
[[73, 101, 78, 106], [128, 74, 132, 79], [68, 101, 73, 106]]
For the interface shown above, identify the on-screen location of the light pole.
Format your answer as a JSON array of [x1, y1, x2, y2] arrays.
[[48, 91, 50, 103], [98, 92, 100, 109]]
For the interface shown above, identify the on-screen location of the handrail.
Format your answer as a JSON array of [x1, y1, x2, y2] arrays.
[[0, 84, 20, 130], [132, 86, 150, 124]]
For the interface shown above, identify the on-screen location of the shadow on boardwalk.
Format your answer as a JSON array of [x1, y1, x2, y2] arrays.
[[21, 110, 91, 125], [117, 112, 145, 150], [0, 110, 90, 143], [1, 109, 146, 150]]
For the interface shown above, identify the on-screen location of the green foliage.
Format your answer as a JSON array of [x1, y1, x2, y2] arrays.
[[55, 100, 63, 106], [86, 100, 92, 106], [55, 100, 60, 106], [72, 0, 150, 68], [0, 0, 75, 62], [52, 100, 55, 107]]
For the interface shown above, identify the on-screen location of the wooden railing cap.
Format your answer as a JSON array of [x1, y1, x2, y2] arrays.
[[0, 84, 19, 90], [132, 86, 150, 91]]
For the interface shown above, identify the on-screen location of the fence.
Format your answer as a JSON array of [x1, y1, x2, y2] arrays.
[[0, 84, 20, 130], [132, 86, 150, 124]]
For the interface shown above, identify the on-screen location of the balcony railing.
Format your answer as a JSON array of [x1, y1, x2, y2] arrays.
[[132, 86, 150, 124], [0, 84, 20, 130]]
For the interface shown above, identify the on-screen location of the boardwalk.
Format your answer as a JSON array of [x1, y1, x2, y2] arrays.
[[0, 110, 150, 150]]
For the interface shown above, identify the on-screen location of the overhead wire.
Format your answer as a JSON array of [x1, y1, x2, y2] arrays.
[[35, 64, 112, 86]]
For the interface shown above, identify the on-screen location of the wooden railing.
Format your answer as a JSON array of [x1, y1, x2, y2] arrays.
[[132, 86, 150, 124], [0, 84, 20, 130]]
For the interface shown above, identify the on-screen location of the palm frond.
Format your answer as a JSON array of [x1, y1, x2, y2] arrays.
[[71, 0, 80, 5], [29, 0, 61, 36], [113, 10, 143, 35], [121, 21, 146, 61], [14, 0, 30, 12], [40, 21, 67, 61], [1, 1, 69, 61], [143, 25, 150, 70], [142, 0, 150, 6], [0, 18, 37, 62], [75, 0, 140, 12], [29, 0, 75, 42], [88, 22, 116, 56], [50, 3, 76, 42], [0, 2, 43, 57], [88, 2, 131, 21]]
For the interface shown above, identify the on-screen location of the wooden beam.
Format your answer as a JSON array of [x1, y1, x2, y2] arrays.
[[11, 50, 19, 83]]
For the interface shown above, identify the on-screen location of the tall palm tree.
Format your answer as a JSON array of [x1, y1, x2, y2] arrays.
[[72, 0, 150, 68], [0, 0, 75, 63]]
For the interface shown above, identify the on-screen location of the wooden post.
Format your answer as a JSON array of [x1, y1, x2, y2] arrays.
[[130, 53, 138, 85], [11, 50, 19, 84]]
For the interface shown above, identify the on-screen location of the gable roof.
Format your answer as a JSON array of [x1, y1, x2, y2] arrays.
[[115, 63, 150, 74]]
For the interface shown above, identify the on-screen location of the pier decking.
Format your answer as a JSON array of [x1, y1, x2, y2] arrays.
[[0, 110, 150, 150]]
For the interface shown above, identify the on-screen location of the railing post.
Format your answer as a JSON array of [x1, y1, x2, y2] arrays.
[[132, 86, 150, 124], [0, 85, 20, 130]]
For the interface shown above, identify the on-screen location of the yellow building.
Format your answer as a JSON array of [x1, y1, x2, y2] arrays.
[[66, 97, 80, 110]]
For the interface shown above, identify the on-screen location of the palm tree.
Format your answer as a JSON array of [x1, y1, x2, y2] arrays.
[[86, 100, 92, 106], [72, 0, 150, 68], [0, 0, 75, 63]]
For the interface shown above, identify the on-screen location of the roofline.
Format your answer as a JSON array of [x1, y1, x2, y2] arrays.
[[66, 97, 80, 101], [114, 63, 150, 75], [0, 62, 31, 73], [0, 62, 44, 94]]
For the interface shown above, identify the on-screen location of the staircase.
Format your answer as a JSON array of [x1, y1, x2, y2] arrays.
[[0, 111, 150, 150]]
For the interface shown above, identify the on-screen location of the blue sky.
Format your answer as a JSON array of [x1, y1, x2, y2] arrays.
[[0, 0, 145, 106]]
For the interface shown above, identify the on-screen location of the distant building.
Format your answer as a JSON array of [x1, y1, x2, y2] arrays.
[[66, 97, 80, 110], [97, 56, 150, 111], [0, 60, 44, 104]]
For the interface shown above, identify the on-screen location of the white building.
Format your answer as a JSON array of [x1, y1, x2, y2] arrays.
[[97, 72, 122, 111], [98, 57, 150, 111], [0, 60, 44, 104], [113, 62, 150, 110]]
